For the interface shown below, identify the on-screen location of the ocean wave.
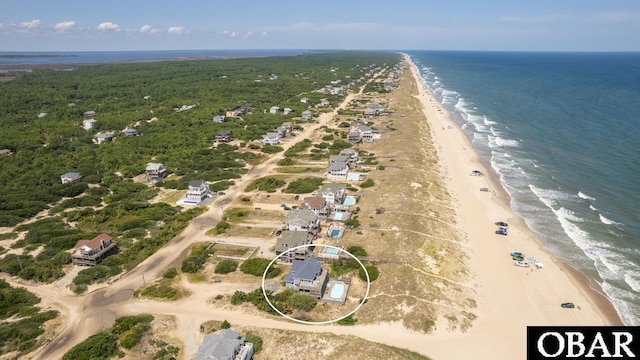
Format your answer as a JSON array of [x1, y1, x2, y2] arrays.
[[488, 135, 519, 148], [557, 207, 585, 222], [589, 204, 598, 211], [599, 213, 623, 226], [483, 117, 497, 126], [625, 274, 640, 292], [529, 185, 574, 210], [578, 191, 596, 201]]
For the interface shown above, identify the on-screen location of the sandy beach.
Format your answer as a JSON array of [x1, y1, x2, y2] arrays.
[[402, 53, 622, 358]]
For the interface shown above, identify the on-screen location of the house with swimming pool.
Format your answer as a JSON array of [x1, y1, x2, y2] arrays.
[[284, 256, 351, 304]]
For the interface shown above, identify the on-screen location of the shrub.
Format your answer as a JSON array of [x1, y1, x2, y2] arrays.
[[211, 220, 231, 235], [181, 243, 213, 274], [163, 268, 178, 279], [288, 294, 317, 312], [346, 246, 367, 257], [377, 165, 385, 170], [63, 332, 118, 360], [220, 320, 231, 329], [245, 177, 286, 193], [283, 177, 323, 194], [112, 314, 154, 350], [277, 157, 295, 166], [344, 218, 360, 228], [359, 265, 379, 282], [359, 178, 375, 188], [240, 258, 281, 278], [337, 314, 357, 326], [261, 145, 284, 153], [245, 332, 263, 353], [215, 259, 238, 274]]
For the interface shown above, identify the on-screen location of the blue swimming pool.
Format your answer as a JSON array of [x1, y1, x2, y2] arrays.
[[330, 284, 345, 299], [344, 196, 356, 206], [326, 247, 339, 255], [330, 229, 341, 238]]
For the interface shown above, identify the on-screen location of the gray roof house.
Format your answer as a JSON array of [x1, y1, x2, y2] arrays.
[[339, 148, 359, 163], [285, 258, 329, 299], [263, 132, 280, 145], [269, 106, 280, 114], [95, 132, 113, 144], [287, 208, 320, 235], [60, 171, 82, 184], [145, 162, 166, 183], [194, 329, 254, 360], [181, 180, 210, 204], [328, 154, 348, 165], [326, 161, 349, 181], [213, 115, 226, 123], [301, 110, 313, 121], [122, 128, 139, 136], [275, 231, 312, 263], [320, 183, 346, 207]]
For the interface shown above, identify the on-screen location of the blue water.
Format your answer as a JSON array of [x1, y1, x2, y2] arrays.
[[408, 51, 640, 326], [330, 284, 345, 299], [0, 49, 322, 67]]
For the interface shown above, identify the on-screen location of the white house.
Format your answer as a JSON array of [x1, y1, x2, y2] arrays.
[[60, 172, 82, 184], [179, 180, 210, 205], [145, 163, 166, 183], [269, 106, 280, 115], [83, 119, 97, 130], [213, 115, 226, 124], [320, 183, 346, 208], [283, 108, 292, 115], [326, 161, 349, 181], [95, 132, 113, 144], [263, 132, 280, 145], [339, 148, 359, 164], [287, 208, 320, 235]]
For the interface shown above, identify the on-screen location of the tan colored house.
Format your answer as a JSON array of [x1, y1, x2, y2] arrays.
[[71, 233, 118, 266]]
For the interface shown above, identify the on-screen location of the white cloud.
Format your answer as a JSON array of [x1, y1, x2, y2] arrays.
[[168, 26, 187, 35], [53, 21, 75, 32], [245, 31, 254, 38], [140, 24, 161, 33], [20, 19, 41, 29], [261, 31, 268, 37], [97, 22, 120, 31], [229, 31, 238, 38]]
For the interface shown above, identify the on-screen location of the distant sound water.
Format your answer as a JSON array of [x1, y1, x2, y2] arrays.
[[408, 50, 640, 325]]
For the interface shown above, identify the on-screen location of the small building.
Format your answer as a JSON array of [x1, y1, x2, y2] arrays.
[[182, 180, 210, 204], [269, 106, 280, 115], [37, 112, 47, 118], [194, 329, 254, 360], [275, 126, 287, 138], [287, 208, 320, 236], [83, 110, 96, 117], [363, 108, 377, 117], [213, 115, 226, 124], [281, 122, 293, 131], [285, 258, 329, 299], [95, 132, 113, 144], [301, 97, 309, 104], [326, 161, 349, 181], [122, 128, 139, 136], [216, 130, 233, 143], [0, 149, 13, 156], [328, 154, 348, 165], [71, 233, 118, 266], [60, 172, 82, 184], [145, 163, 166, 183], [263, 132, 280, 145], [283, 108, 292, 115], [318, 99, 330, 107], [301, 110, 313, 121], [347, 131, 362, 144], [82, 119, 97, 130], [275, 231, 312, 263]]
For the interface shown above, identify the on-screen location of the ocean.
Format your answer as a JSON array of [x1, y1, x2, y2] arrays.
[[408, 50, 640, 326]]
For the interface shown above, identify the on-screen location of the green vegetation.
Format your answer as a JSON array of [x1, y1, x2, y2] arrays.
[[220, 320, 231, 329], [245, 332, 263, 353], [261, 145, 284, 154], [137, 282, 182, 301], [360, 178, 375, 188], [181, 242, 214, 274], [0, 279, 58, 356], [63, 314, 156, 359], [277, 157, 296, 166], [162, 267, 178, 279], [283, 139, 312, 157], [344, 218, 361, 228], [283, 177, 324, 194], [347, 245, 367, 257], [359, 265, 380, 282], [240, 258, 282, 278], [245, 176, 286, 193], [214, 259, 238, 274], [337, 314, 358, 326], [210, 220, 231, 234], [231, 288, 316, 315], [62, 332, 119, 360]]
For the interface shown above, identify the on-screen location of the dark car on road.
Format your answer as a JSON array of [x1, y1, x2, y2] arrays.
[[561, 302, 575, 309]]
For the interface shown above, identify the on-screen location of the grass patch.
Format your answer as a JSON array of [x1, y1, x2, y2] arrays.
[[136, 281, 183, 301], [245, 176, 286, 193], [283, 177, 324, 194]]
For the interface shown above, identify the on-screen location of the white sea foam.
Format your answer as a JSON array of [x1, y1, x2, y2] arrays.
[[624, 274, 640, 292], [557, 207, 585, 222], [488, 135, 519, 148], [484, 117, 497, 126], [599, 213, 622, 226], [589, 205, 598, 211], [578, 191, 596, 201]]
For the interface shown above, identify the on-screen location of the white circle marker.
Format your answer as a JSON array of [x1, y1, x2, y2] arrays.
[[261, 244, 370, 325]]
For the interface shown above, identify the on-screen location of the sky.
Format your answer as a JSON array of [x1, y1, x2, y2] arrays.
[[1, 0, 639, 52]]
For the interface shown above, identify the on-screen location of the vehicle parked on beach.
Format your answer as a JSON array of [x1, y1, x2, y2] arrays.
[[512, 256, 524, 261], [561, 302, 575, 309], [510, 252, 522, 257], [514, 261, 529, 267], [496, 221, 509, 227], [496, 227, 508, 235], [480, 187, 489, 192]]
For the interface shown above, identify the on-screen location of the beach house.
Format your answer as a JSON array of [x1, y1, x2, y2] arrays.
[[83, 110, 96, 117], [285, 257, 329, 299], [320, 183, 346, 208], [194, 329, 254, 360], [95, 132, 113, 144], [275, 231, 313, 263], [82, 119, 97, 130], [213, 115, 226, 124], [269, 106, 280, 115], [301, 110, 313, 121], [287, 208, 320, 236], [145, 162, 166, 183], [180, 180, 210, 204], [71, 233, 118, 266], [339, 148, 359, 164], [263, 132, 280, 145], [301, 196, 330, 217], [60, 171, 82, 184], [122, 128, 138, 136], [326, 161, 349, 181], [0, 149, 13, 156], [216, 130, 233, 143]]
